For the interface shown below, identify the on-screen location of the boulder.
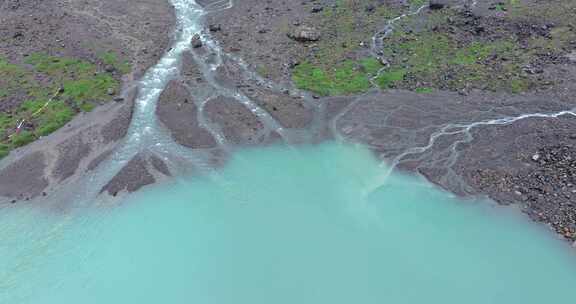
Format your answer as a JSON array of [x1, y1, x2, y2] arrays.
[[191, 34, 203, 48], [287, 26, 321, 42], [429, 0, 450, 10], [208, 24, 221, 32], [104, 65, 116, 73], [378, 57, 390, 67]]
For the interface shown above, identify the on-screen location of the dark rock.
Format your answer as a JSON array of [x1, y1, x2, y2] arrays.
[[378, 57, 390, 67], [523, 65, 544, 74], [191, 34, 203, 48], [429, 0, 449, 10], [311, 6, 323, 13], [208, 24, 221, 32]]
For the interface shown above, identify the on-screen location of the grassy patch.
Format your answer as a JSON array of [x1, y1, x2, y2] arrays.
[[63, 74, 117, 106], [374, 6, 564, 93], [24, 53, 119, 106], [0, 53, 120, 158], [293, 58, 383, 96], [409, 0, 428, 9], [307, 0, 399, 68], [35, 101, 75, 136], [11, 131, 35, 148], [98, 51, 131, 74], [0, 56, 33, 98], [415, 87, 434, 93], [291, 0, 574, 95], [387, 34, 521, 91], [25, 53, 93, 77], [292, 63, 333, 96], [291, 0, 407, 95], [375, 69, 406, 89]]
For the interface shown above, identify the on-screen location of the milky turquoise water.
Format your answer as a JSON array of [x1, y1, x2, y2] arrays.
[[1, 143, 576, 303]]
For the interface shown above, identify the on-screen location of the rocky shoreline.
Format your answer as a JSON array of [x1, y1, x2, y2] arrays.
[[1, 0, 576, 244], [198, 0, 576, 242]]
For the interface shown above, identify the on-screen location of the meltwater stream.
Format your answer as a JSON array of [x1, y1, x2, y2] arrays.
[[2, 0, 576, 302]]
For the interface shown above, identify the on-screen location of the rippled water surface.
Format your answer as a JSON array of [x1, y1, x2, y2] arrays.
[[1, 143, 576, 303]]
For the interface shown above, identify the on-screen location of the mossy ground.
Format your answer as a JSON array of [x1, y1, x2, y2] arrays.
[[0, 52, 130, 157], [291, 0, 576, 96], [98, 51, 132, 75], [293, 58, 382, 96], [291, 0, 400, 96]]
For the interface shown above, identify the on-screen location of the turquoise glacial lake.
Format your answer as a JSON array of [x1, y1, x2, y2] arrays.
[[1, 143, 576, 303]]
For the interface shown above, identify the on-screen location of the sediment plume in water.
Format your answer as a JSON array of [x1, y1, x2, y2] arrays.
[[1, 143, 576, 303], [2, 1, 576, 302]]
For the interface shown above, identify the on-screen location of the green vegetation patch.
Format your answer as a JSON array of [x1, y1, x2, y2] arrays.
[[380, 30, 532, 92], [98, 51, 132, 74], [291, 0, 403, 95], [408, 0, 428, 9], [375, 69, 407, 89], [0, 52, 122, 158], [293, 58, 384, 96], [371, 1, 576, 93], [313, 0, 399, 67], [291, 0, 576, 95], [25, 53, 93, 77]]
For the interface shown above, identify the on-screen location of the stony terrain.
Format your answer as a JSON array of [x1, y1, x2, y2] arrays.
[[0, 0, 175, 201], [2, 0, 576, 245], [200, 0, 576, 242]]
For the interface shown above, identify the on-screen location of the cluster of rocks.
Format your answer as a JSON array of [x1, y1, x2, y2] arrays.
[[468, 143, 576, 242], [513, 146, 576, 241], [287, 26, 321, 42]]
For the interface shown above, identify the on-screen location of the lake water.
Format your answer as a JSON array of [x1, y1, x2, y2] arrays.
[[1, 142, 576, 303]]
